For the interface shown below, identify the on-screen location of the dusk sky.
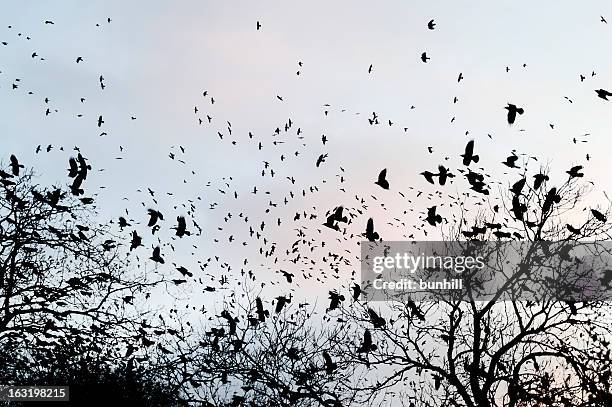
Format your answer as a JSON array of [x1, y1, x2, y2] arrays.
[[3, 0, 612, 303]]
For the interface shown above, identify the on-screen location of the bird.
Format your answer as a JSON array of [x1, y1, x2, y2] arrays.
[[365, 218, 380, 242], [375, 169, 389, 190], [76, 56, 83, 63], [147, 209, 164, 227], [357, 329, 377, 353], [533, 173, 549, 190], [510, 178, 526, 196], [425, 206, 443, 226], [255, 297, 269, 322], [352, 283, 362, 301], [150, 247, 164, 264], [322, 351, 337, 374], [504, 104, 524, 125], [97, 115, 104, 127], [591, 209, 607, 223], [502, 154, 520, 169], [174, 216, 191, 237], [595, 89, 612, 100], [316, 154, 328, 167], [368, 64, 373, 74], [566, 224, 581, 235], [130, 231, 142, 251], [367, 308, 386, 328], [437, 165, 454, 186], [327, 291, 345, 311], [68, 157, 79, 178], [275, 295, 290, 313], [176, 266, 193, 278], [256, 21, 261, 30], [9, 155, 24, 176], [566, 165, 584, 179], [421, 171, 436, 184], [427, 19, 436, 30], [421, 52, 430, 63], [511, 196, 527, 221], [457, 72, 464, 82], [601, 269, 612, 288], [460, 140, 479, 166]]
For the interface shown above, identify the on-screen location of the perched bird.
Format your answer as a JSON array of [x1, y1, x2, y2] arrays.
[[357, 329, 377, 353], [566, 165, 584, 179], [591, 209, 607, 223], [255, 297, 269, 322], [322, 351, 337, 374], [533, 173, 549, 190], [327, 291, 345, 311], [352, 283, 362, 302], [367, 308, 386, 328]]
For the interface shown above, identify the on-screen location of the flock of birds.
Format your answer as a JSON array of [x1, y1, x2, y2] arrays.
[[2, 9, 612, 389]]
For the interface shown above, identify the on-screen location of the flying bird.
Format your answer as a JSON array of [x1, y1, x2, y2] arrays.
[[375, 169, 389, 190], [595, 89, 612, 100], [504, 103, 524, 125]]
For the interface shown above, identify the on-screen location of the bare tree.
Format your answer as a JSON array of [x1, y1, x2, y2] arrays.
[[333, 166, 612, 407], [0, 157, 166, 383]]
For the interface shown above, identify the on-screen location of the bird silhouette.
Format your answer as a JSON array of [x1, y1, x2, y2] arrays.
[[591, 209, 607, 223], [367, 308, 386, 328], [421, 52, 430, 63], [322, 351, 337, 374], [566, 165, 584, 179], [425, 206, 443, 226], [427, 19, 436, 30], [365, 218, 380, 241], [504, 103, 524, 124], [533, 173, 549, 190], [375, 168, 389, 190], [357, 329, 377, 353], [502, 154, 520, 169], [9, 155, 24, 176], [595, 89, 612, 100], [150, 246, 164, 264], [327, 291, 345, 311], [461, 140, 479, 166], [316, 154, 328, 167]]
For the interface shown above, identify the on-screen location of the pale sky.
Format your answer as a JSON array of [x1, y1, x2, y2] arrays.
[[3, 0, 612, 308]]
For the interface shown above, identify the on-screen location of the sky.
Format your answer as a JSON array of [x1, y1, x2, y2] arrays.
[[2, 0, 612, 310]]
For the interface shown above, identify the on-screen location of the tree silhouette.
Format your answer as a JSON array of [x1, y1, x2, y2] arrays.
[[331, 164, 612, 406], [0, 158, 175, 403]]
